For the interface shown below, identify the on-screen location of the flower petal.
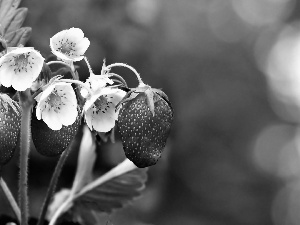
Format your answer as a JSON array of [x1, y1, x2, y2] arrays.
[[35, 96, 44, 120], [56, 83, 77, 105], [85, 105, 116, 132], [0, 63, 13, 88], [107, 89, 126, 119], [67, 27, 85, 42], [55, 84, 78, 126], [11, 69, 34, 91], [58, 103, 78, 126], [85, 108, 93, 131], [42, 109, 62, 130], [74, 37, 90, 56]]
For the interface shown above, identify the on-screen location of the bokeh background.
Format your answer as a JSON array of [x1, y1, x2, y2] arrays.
[[3, 0, 300, 224]]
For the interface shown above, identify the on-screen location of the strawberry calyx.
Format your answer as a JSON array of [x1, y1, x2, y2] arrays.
[[0, 94, 20, 116], [116, 84, 170, 116]]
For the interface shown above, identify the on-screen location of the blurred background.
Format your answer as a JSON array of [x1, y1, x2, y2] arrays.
[[3, 0, 300, 224]]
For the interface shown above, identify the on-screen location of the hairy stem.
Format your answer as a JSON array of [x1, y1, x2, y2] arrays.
[[84, 56, 94, 75], [105, 62, 144, 86], [46, 60, 72, 70], [47, 60, 78, 80], [0, 177, 21, 223], [19, 90, 34, 225], [37, 143, 74, 225]]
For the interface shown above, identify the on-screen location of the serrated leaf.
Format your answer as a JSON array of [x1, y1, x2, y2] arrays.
[[48, 159, 148, 225], [74, 168, 147, 213], [70, 168, 147, 225]]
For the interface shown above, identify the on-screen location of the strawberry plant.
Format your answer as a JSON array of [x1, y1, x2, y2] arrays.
[[0, 1, 173, 225]]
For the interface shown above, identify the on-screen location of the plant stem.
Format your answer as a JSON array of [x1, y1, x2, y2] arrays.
[[84, 56, 94, 75], [19, 90, 34, 225], [47, 60, 78, 80], [47, 60, 71, 68], [105, 62, 144, 86], [37, 143, 73, 225], [0, 177, 21, 223], [108, 73, 128, 88]]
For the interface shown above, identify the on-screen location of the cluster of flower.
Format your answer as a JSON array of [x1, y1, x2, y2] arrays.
[[0, 27, 174, 169], [0, 27, 125, 132]]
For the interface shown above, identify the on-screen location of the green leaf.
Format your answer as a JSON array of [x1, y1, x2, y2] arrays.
[[5, 27, 31, 47], [74, 168, 147, 213], [0, 0, 21, 23], [2, 7, 27, 34], [70, 168, 147, 225], [48, 159, 148, 225], [0, 0, 31, 46]]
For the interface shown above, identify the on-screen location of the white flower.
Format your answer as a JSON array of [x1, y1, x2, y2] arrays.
[[35, 82, 78, 130], [50, 27, 90, 62], [0, 47, 44, 91], [84, 87, 126, 132], [80, 74, 113, 99]]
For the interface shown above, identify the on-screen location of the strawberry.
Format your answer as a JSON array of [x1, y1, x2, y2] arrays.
[[0, 94, 21, 165], [31, 109, 81, 157], [117, 86, 173, 168]]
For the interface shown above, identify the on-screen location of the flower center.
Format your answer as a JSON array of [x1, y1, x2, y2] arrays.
[[60, 43, 72, 54], [94, 95, 113, 113], [58, 39, 75, 56], [94, 96, 107, 109], [48, 90, 62, 111], [13, 53, 29, 73]]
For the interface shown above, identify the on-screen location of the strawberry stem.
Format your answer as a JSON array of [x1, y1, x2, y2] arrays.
[[108, 73, 128, 88], [0, 177, 21, 223], [47, 60, 71, 69], [47, 60, 78, 80], [19, 89, 34, 225], [105, 63, 145, 86], [84, 56, 94, 75], [37, 141, 75, 225]]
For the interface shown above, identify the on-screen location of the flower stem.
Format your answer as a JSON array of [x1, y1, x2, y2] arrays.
[[105, 63, 144, 86], [84, 56, 94, 75], [47, 60, 78, 80], [108, 73, 128, 88], [19, 89, 34, 225], [47, 60, 71, 68], [0, 176, 21, 223], [37, 143, 74, 225]]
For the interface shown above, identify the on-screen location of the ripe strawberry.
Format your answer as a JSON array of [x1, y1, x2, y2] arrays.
[[31, 109, 81, 157], [0, 94, 21, 165], [117, 87, 173, 168]]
